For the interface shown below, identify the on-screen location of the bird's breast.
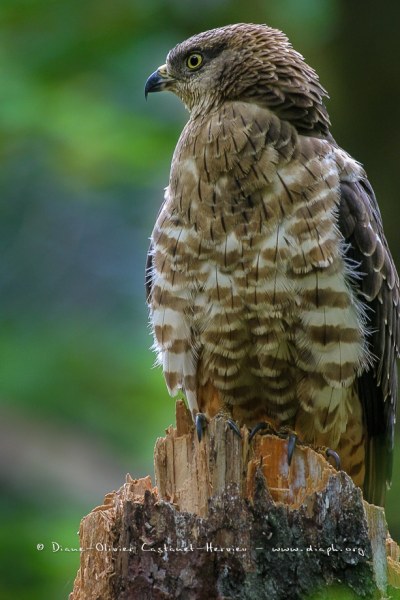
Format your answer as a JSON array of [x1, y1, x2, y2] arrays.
[[150, 107, 370, 438]]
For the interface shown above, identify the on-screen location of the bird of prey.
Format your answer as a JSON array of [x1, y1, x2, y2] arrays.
[[145, 23, 399, 506]]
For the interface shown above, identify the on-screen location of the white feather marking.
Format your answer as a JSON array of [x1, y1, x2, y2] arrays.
[[185, 389, 198, 414], [152, 307, 185, 329], [215, 232, 241, 255], [183, 157, 198, 177], [301, 306, 358, 329]]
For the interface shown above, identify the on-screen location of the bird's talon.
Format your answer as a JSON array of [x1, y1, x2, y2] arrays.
[[326, 448, 341, 470], [195, 413, 208, 442], [248, 421, 270, 443], [226, 418, 242, 439], [287, 432, 298, 466]]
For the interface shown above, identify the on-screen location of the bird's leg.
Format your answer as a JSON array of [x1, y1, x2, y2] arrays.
[[276, 426, 299, 466], [287, 432, 298, 467], [194, 411, 242, 441], [195, 412, 208, 442], [324, 448, 341, 471], [226, 418, 242, 439], [274, 431, 342, 470], [249, 422, 298, 466], [213, 405, 242, 439], [248, 421, 277, 442], [218, 404, 243, 439]]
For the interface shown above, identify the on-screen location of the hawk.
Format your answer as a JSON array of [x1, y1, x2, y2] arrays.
[[145, 23, 399, 506]]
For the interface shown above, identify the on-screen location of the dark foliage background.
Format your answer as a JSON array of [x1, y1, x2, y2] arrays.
[[1, 1, 399, 598]]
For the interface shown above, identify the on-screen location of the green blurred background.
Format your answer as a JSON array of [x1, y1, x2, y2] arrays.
[[1, 1, 399, 598]]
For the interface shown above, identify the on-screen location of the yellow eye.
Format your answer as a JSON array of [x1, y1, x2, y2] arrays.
[[186, 53, 203, 70]]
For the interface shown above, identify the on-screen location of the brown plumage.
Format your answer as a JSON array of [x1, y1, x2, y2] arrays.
[[145, 23, 399, 506]]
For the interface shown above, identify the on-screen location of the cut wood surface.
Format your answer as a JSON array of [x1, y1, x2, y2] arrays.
[[70, 400, 400, 600]]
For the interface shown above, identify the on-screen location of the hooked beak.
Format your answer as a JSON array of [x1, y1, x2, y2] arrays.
[[145, 64, 175, 99]]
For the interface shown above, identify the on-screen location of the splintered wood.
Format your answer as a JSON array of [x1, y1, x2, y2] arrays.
[[69, 475, 156, 600], [155, 399, 337, 515], [70, 400, 400, 600]]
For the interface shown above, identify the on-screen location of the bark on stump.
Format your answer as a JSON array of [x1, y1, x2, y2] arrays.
[[70, 400, 400, 599]]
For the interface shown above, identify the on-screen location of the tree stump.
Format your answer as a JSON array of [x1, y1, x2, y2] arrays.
[[70, 400, 400, 599]]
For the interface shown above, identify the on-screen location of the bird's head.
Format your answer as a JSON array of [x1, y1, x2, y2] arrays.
[[145, 23, 330, 136]]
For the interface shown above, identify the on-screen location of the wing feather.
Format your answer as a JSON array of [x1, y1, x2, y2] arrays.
[[145, 242, 154, 304], [338, 178, 399, 505]]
